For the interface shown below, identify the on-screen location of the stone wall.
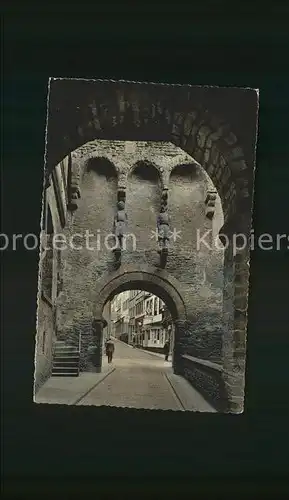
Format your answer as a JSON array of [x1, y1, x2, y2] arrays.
[[34, 157, 69, 393], [55, 141, 225, 374], [182, 356, 227, 412], [34, 298, 54, 392]]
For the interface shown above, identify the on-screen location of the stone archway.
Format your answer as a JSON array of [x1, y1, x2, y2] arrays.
[[45, 79, 258, 413], [93, 264, 187, 321], [89, 265, 187, 375]]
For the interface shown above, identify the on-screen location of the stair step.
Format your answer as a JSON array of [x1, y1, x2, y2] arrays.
[[54, 355, 79, 360], [55, 345, 78, 349], [53, 370, 79, 374], [52, 367, 79, 373], [53, 367, 79, 371], [53, 360, 79, 366], [54, 348, 79, 353], [52, 337, 80, 378], [54, 355, 79, 362], [54, 349, 79, 354]]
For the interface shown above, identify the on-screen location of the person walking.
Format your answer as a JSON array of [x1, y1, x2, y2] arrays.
[[105, 338, 115, 363], [163, 339, 170, 361]]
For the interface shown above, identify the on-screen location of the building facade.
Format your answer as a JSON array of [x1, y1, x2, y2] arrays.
[[34, 155, 70, 391], [111, 290, 173, 353], [111, 290, 130, 342]]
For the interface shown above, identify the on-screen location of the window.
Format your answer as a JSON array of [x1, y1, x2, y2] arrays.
[[146, 299, 151, 315], [136, 301, 144, 316], [147, 299, 152, 316], [154, 297, 158, 316]]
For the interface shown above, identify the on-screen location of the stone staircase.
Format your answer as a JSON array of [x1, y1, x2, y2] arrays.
[[51, 340, 80, 377]]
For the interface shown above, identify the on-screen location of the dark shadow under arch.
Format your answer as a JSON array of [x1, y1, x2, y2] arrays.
[[128, 160, 161, 184], [169, 162, 201, 182], [86, 156, 118, 180]]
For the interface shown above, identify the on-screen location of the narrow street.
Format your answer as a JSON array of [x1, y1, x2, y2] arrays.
[[76, 339, 215, 411], [35, 339, 216, 412], [77, 339, 179, 410]]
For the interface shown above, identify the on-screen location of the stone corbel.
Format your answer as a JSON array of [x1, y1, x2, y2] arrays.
[[161, 187, 169, 209], [67, 185, 81, 212], [117, 185, 126, 204], [113, 178, 128, 265], [158, 186, 170, 268], [205, 190, 217, 219]]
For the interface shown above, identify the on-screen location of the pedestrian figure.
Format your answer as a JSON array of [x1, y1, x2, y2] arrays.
[[105, 338, 115, 363], [163, 339, 170, 361]]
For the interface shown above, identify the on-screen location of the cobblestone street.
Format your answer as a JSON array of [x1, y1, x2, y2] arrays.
[[36, 339, 216, 411]]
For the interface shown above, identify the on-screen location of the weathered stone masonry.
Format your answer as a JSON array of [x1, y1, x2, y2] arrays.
[[37, 80, 258, 413], [56, 141, 224, 377], [34, 156, 69, 392]]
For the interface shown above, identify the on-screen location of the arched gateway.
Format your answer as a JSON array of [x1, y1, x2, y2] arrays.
[[35, 79, 258, 413], [91, 266, 187, 376], [94, 265, 187, 321]]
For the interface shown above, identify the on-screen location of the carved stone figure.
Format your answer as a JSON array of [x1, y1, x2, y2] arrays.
[[68, 185, 81, 212], [161, 187, 168, 208], [205, 190, 217, 219], [114, 200, 128, 249], [157, 206, 170, 252]]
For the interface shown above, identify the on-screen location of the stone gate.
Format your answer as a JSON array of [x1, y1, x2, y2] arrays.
[[35, 79, 258, 413]]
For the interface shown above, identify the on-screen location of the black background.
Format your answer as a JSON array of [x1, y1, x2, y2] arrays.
[[3, 3, 289, 497]]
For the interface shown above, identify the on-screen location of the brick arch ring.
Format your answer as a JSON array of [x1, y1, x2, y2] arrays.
[[93, 265, 187, 322]]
